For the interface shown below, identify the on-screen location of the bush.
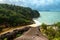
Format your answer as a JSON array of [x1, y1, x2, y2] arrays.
[[0, 26, 3, 31]]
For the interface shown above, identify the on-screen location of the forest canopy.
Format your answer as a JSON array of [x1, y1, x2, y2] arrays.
[[0, 4, 40, 27]]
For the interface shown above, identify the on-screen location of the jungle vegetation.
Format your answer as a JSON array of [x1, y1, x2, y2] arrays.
[[0, 4, 40, 31]]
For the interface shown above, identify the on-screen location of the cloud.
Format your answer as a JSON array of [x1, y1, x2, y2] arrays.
[[0, 0, 4, 3], [0, 0, 60, 11]]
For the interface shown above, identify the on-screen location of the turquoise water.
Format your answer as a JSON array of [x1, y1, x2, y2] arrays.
[[34, 12, 60, 25]]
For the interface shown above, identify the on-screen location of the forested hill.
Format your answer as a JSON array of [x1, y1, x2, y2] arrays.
[[0, 4, 40, 27]]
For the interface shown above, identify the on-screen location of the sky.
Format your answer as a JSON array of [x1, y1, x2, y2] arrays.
[[0, 0, 60, 11], [0, 0, 60, 24]]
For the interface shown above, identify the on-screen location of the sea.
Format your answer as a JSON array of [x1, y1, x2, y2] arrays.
[[33, 12, 60, 25]]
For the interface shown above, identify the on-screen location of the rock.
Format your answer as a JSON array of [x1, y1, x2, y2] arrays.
[[0, 26, 31, 40], [15, 27, 48, 40]]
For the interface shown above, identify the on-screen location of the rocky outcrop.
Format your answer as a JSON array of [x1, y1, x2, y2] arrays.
[[0, 26, 48, 40], [15, 27, 48, 40], [0, 26, 31, 40]]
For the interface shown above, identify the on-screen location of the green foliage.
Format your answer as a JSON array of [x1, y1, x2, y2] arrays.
[[41, 22, 60, 40], [55, 22, 60, 28], [0, 4, 40, 28], [0, 26, 3, 31], [16, 34, 21, 37], [4, 38, 7, 40], [41, 23, 47, 30]]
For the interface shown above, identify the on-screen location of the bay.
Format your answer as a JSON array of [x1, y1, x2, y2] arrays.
[[34, 12, 60, 25]]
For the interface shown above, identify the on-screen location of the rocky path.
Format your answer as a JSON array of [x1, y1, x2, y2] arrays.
[[0, 23, 40, 35], [15, 27, 48, 40], [0, 26, 28, 35], [0, 24, 48, 40]]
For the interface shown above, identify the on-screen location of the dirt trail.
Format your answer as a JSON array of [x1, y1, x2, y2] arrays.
[[0, 24, 48, 40], [0, 24, 39, 35], [15, 27, 48, 40], [0, 26, 27, 35]]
